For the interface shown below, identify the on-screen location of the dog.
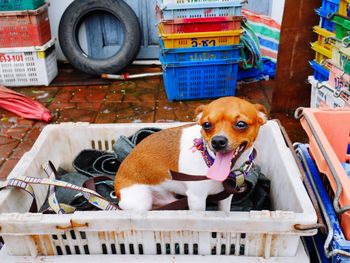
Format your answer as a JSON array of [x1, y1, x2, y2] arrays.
[[114, 97, 267, 212]]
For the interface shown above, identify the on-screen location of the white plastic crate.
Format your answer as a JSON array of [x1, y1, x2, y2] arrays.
[[0, 241, 310, 262], [308, 75, 347, 108], [0, 39, 58, 87], [0, 121, 317, 260], [158, 1, 242, 20]]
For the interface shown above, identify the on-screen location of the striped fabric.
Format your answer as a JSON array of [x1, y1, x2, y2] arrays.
[[242, 9, 281, 63]]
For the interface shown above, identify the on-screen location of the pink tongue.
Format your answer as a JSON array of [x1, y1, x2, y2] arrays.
[[207, 151, 234, 182]]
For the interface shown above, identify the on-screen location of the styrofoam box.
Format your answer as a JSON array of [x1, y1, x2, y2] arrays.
[[0, 121, 316, 260], [0, 39, 58, 87], [308, 75, 347, 108]]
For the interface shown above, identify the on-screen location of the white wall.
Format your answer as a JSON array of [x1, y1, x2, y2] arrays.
[[48, 0, 286, 61], [271, 0, 286, 24], [47, 0, 74, 61]]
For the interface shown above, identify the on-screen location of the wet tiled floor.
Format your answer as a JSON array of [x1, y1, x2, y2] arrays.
[[0, 65, 304, 180]]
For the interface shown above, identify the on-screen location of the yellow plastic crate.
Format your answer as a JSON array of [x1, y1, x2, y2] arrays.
[[339, 0, 350, 16], [158, 24, 242, 48], [313, 26, 335, 53], [311, 41, 332, 65]]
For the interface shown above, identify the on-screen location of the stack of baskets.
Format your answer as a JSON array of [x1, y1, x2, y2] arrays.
[[0, 0, 58, 87], [308, 0, 350, 108], [297, 108, 350, 262], [156, 0, 243, 101]]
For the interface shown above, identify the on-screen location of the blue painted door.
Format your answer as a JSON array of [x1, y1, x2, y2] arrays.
[[85, 0, 159, 60]]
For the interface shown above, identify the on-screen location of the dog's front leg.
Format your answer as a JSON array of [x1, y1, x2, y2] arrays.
[[218, 194, 233, 213], [186, 190, 207, 211]]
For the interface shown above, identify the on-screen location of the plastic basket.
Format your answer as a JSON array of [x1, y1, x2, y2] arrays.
[[0, 39, 58, 87], [311, 41, 333, 64], [321, 0, 340, 15], [309, 60, 330, 82], [330, 14, 350, 39], [308, 75, 346, 108], [0, 121, 317, 259], [159, 25, 242, 48], [0, 0, 45, 11], [313, 26, 335, 52], [161, 56, 239, 100], [339, 0, 350, 17], [0, 4, 51, 48], [296, 144, 350, 263], [157, 2, 242, 20], [160, 16, 242, 34], [317, 7, 337, 32], [325, 60, 350, 94], [300, 108, 350, 240], [159, 40, 242, 63]]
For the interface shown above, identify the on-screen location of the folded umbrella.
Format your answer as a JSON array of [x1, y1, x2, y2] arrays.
[[0, 85, 51, 122]]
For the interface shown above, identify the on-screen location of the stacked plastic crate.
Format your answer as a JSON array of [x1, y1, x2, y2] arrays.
[[296, 108, 350, 262], [0, 0, 58, 87], [310, 0, 338, 83], [309, 0, 350, 108], [156, 0, 243, 101]]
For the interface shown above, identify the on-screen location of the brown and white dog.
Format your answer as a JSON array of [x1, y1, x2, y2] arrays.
[[114, 97, 267, 212]]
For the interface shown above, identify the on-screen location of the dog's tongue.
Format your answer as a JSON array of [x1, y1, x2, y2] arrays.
[[207, 151, 234, 182]]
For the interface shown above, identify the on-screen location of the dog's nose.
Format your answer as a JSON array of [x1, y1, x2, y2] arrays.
[[211, 136, 228, 151]]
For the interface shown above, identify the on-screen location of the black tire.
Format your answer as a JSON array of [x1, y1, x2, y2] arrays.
[[59, 0, 141, 76]]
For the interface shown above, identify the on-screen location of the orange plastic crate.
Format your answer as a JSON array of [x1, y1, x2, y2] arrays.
[[300, 108, 350, 239], [0, 4, 51, 48]]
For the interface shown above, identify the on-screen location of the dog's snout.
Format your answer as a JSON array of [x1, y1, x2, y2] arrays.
[[211, 136, 228, 151]]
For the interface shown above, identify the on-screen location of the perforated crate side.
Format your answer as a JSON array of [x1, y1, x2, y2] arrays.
[[0, 5, 51, 48], [0, 41, 58, 87]]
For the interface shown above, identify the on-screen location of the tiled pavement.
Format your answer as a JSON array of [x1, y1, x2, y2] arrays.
[[0, 65, 295, 180]]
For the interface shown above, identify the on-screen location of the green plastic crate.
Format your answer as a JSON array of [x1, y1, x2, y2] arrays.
[[0, 0, 45, 11], [330, 14, 350, 39]]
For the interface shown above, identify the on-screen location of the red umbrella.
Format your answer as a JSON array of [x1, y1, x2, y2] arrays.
[[0, 85, 52, 123]]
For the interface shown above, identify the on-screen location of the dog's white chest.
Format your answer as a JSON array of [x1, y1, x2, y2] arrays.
[[178, 125, 210, 175], [159, 125, 224, 197]]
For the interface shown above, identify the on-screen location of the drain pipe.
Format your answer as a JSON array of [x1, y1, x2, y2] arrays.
[[101, 72, 163, 80]]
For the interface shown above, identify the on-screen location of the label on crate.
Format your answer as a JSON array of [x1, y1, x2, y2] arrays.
[[339, 90, 350, 104], [333, 76, 350, 93], [338, 52, 350, 69], [0, 54, 24, 63], [191, 38, 216, 47]]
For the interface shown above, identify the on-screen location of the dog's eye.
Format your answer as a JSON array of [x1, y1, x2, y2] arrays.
[[235, 121, 248, 129], [202, 122, 212, 130]]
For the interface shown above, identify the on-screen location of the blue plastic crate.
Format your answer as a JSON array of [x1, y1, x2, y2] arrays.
[[296, 144, 350, 263], [310, 60, 330, 82], [160, 40, 242, 63], [322, 0, 340, 14], [161, 56, 239, 101], [158, 1, 242, 20], [316, 7, 337, 31]]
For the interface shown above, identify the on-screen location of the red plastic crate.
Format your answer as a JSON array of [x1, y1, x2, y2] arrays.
[[0, 4, 51, 48], [160, 16, 242, 34]]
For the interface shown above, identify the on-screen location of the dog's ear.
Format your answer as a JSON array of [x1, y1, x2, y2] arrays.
[[254, 103, 268, 125], [194, 104, 206, 122]]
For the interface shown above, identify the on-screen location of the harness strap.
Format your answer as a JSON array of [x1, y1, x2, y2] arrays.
[[168, 170, 208, 181], [155, 191, 232, 211], [0, 161, 119, 213], [156, 170, 243, 210]]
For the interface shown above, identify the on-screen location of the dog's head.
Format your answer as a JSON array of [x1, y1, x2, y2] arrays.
[[195, 97, 267, 181]]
